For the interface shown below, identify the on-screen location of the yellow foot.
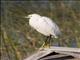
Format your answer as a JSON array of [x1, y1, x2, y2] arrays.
[[39, 44, 50, 51], [43, 44, 50, 48]]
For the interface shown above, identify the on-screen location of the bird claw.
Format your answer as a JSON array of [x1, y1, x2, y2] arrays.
[[38, 44, 50, 51]]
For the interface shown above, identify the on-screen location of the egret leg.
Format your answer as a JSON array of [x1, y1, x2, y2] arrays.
[[48, 35, 52, 48], [40, 35, 52, 48], [40, 37, 48, 48]]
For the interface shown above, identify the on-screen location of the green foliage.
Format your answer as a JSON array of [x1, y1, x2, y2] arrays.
[[1, 0, 80, 60]]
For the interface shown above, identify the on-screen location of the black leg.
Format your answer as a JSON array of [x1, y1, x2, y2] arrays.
[[44, 36, 49, 46], [45, 35, 52, 47], [40, 35, 52, 48], [48, 35, 52, 46]]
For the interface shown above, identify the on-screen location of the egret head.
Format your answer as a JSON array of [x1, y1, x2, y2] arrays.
[[25, 14, 41, 19]]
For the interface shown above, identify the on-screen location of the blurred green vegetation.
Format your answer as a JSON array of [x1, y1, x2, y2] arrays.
[[1, 0, 80, 60]]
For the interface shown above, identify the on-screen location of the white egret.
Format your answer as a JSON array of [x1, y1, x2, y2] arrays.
[[25, 14, 61, 48]]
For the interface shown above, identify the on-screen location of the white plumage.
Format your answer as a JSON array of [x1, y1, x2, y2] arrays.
[[25, 14, 61, 38]]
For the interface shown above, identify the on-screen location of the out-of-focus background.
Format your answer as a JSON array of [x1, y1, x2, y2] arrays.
[[1, 0, 80, 60]]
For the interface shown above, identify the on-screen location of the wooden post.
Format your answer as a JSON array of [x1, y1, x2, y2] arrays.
[[24, 46, 80, 60]]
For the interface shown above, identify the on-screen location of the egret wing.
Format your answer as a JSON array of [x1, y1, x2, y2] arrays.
[[42, 17, 61, 37]]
